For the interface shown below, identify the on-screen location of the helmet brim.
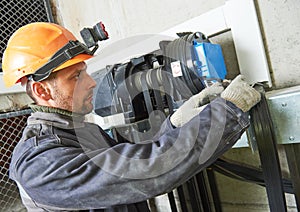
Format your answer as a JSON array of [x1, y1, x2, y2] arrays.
[[53, 53, 93, 73], [3, 53, 93, 87]]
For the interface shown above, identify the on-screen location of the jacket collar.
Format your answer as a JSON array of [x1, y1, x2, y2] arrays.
[[28, 104, 86, 129]]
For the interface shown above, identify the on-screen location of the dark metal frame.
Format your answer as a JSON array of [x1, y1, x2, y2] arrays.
[[250, 87, 287, 211]]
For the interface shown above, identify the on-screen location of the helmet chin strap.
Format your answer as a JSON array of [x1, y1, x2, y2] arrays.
[[20, 77, 29, 92], [28, 40, 98, 82]]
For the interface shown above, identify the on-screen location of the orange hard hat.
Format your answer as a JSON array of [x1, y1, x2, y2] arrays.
[[2, 22, 93, 87]]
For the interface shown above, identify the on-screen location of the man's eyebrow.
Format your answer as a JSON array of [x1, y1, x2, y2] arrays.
[[67, 69, 82, 78]]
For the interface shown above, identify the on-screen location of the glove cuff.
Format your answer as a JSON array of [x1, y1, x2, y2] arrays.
[[221, 88, 261, 112]]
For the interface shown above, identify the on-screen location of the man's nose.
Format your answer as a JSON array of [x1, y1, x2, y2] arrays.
[[86, 74, 97, 88]]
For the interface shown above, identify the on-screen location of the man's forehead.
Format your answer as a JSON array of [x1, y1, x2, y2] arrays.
[[68, 62, 87, 71], [58, 62, 87, 75]]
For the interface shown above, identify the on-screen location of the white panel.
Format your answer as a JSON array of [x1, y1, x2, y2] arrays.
[[0, 74, 24, 94], [160, 7, 228, 38], [88, 7, 228, 74], [87, 34, 172, 74], [224, 0, 271, 86]]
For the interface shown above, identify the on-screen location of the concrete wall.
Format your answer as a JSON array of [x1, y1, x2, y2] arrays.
[[255, 0, 300, 88], [52, 0, 225, 43]]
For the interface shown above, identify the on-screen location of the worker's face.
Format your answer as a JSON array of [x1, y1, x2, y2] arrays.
[[49, 62, 96, 114]]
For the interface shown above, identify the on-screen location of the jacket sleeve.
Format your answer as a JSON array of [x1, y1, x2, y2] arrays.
[[11, 97, 250, 210]]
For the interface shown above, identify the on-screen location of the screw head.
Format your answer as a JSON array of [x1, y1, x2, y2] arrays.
[[289, 136, 295, 141]]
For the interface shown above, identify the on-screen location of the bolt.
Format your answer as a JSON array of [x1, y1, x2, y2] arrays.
[[281, 102, 287, 107], [289, 136, 295, 141]]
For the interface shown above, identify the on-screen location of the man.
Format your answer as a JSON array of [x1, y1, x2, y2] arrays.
[[3, 22, 261, 211]]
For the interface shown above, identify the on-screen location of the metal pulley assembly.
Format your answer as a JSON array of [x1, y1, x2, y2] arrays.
[[92, 31, 228, 125]]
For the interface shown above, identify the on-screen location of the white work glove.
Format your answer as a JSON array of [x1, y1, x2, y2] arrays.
[[170, 82, 224, 127], [221, 75, 261, 112]]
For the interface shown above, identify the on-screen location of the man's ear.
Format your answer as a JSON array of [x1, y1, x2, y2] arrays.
[[31, 81, 52, 101]]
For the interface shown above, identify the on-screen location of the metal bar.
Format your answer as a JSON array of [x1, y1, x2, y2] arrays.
[[250, 88, 287, 212], [206, 168, 222, 212], [43, 0, 54, 23], [150, 69, 165, 112], [140, 73, 153, 114], [0, 109, 32, 119], [196, 172, 212, 212], [176, 186, 188, 212], [284, 144, 300, 210], [207, 28, 231, 39], [186, 178, 202, 212], [167, 191, 178, 212]]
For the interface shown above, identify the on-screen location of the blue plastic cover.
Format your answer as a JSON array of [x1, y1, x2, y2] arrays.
[[193, 41, 227, 83]]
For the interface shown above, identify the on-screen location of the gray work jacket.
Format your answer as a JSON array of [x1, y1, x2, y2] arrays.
[[9, 98, 249, 211]]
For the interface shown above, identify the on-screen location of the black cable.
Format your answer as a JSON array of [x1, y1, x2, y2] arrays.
[[211, 158, 294, 194], [164, 33, 205, 95]]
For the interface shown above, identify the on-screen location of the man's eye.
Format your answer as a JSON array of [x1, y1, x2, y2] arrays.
[[74, 72, 81, 79]]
